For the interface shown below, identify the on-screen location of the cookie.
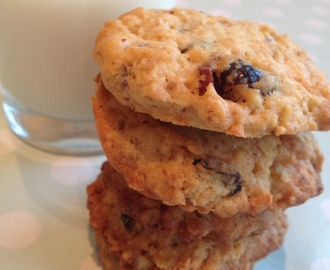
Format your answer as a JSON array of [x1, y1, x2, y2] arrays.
[[87, 164, 288, 270], [92, 79, 324, 217], [93, 8, 330, 137], [101, 161, 285, 242]]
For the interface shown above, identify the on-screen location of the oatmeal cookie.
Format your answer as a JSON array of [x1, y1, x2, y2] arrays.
[[101, 161, 284, 242], [87, 165, 288, 270], [94, 8, 330, 137], [92, 80, 323, 217]]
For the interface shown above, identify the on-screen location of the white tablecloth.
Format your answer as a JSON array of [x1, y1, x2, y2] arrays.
[[1, 1, 330, 269]]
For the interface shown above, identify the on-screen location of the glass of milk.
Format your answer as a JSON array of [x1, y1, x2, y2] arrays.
[[0, 0, 176, 155]]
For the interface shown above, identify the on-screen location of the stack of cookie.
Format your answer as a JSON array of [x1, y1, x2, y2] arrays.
[[87, 8, 330, 270]]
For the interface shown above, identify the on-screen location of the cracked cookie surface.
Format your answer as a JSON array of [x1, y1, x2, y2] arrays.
[[94, 8, 330, 137]]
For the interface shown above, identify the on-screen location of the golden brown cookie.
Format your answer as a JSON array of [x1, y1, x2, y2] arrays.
[[87, 163, 288, 270], [94, 8, 330, 137], [92, 79, 323, 217], [101, 161, 284, 242]]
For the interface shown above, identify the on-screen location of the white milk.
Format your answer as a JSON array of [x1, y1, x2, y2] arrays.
[[0, 0, 176, 121]]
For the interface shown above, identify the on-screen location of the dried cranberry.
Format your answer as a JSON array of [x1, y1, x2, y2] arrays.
[[198, 65, 215, 96]]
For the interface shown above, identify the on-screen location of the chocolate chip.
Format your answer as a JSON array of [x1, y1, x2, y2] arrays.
[[121, 214, 135, 232], [192, 158, 242, 196]]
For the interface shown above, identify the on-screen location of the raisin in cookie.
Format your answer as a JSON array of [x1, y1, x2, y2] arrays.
[[87, 164, 288, 270], [92, 79, 323, 217], [94, 8, 330, 137]]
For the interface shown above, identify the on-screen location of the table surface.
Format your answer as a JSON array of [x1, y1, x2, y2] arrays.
[[1, 1, 330, 269]]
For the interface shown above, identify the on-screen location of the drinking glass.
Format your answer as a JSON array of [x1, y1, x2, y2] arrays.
[[0, 0, 176, 155]]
